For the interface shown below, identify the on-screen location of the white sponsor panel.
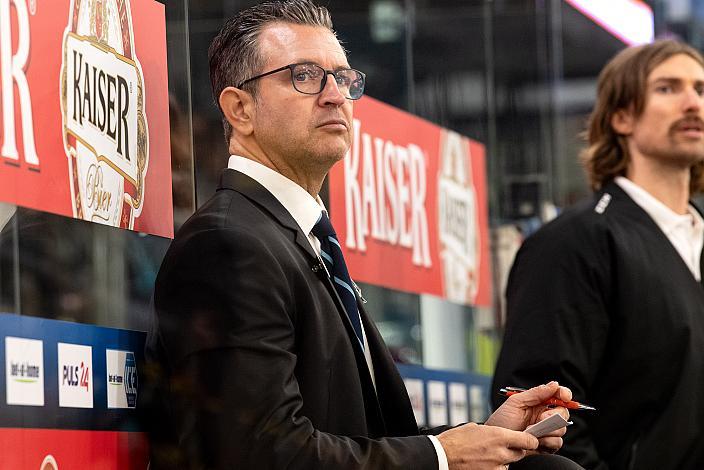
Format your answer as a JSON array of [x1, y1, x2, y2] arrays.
[[448, 382, 469, 426], [427, 380, 448, 427], [58, 342, 93, 408], [5, 337, 44, 406], [403, 378, 426, 426], [106, 349, 137, 409], [469, 385, 487, 422]]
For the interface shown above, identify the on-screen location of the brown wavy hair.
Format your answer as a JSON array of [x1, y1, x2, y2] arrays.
[[581, 40, 704, 194]]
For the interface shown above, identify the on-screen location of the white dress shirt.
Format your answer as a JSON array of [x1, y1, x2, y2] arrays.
[[227, 155, 450, 469], [615, 176, 704, 280]]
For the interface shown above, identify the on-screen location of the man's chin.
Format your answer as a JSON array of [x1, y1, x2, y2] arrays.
[[316, 143, 350, 164], [658, 144, 704, 167], [679, 149, 704, 166]]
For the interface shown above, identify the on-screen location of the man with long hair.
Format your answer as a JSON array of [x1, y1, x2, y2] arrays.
[[492, 40, 704, 469]]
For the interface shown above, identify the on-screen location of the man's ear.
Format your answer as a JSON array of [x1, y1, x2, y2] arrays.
[[219, 86, 255, 136], [611, 108, 634, 136]]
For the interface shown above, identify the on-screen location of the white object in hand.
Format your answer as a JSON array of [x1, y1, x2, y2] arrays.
[[524, 413, 573, 438]]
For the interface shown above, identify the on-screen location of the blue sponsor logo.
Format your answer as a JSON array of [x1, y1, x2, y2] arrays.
[[124, 352, 137, 408]]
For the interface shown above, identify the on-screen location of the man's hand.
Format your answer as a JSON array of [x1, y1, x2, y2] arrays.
[[485, 381, 572, 454], [437, 422, 539, 469]]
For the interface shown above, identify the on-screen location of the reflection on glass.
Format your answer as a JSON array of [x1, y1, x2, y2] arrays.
[[13, 209, 170, 331], [0, 203, 18, 314], [359, 282, 422, 365]]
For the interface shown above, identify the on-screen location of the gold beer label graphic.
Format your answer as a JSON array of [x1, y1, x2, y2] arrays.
[[60, 0, 148, 229], [438, 130, 479, 305]]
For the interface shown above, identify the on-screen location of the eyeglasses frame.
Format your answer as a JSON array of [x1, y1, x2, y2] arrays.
[[236, 62, 366, 100]]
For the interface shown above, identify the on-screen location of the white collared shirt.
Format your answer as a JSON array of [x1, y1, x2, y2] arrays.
[[228, 155, 447, 469], [616, 176, 704, 280]]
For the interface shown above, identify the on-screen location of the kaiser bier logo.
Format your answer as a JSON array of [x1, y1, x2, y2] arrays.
[[60, 0, 149, 230], [343, 117, 432, 267], [0, 0, 39, 167], [437, 130, 479, 305]]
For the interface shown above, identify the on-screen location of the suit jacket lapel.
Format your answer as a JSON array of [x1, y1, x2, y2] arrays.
[[360, 303, 420, 436], [219, 169, 385, 412], [219, 170, 379, 340], [690, 201, 704, 288], [606, 181, 704, 289], [219, 169, 317, 260], [353, 302, 387, 435]]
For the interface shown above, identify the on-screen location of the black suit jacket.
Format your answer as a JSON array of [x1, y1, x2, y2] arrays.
[[145, 169, 439, 469], [491, 182, 704, 469]]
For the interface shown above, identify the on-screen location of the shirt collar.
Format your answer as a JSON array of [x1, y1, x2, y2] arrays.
[[615, 176, 704, 235], [228, 155, 325, 236]]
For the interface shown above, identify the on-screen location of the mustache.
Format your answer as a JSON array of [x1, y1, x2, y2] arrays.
[[671, 116, 704, 132]]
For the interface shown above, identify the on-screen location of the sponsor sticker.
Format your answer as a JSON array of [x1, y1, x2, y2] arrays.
[[5, 337, 44, 406], [106, 349, 137, 409], [427, 380, 448, 427], [448, 382, 469, 426], [403, 378, 426, 426], [57, 342, 93, 408]]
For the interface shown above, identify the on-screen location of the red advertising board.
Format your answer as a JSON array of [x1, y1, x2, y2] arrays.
[[0, 0, 172, 238], [0, 428, 148, 469], [329, 96, 491, 306]]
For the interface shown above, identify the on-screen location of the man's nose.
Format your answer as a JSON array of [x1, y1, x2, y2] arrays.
[[683, 86, 703, 112], [318, 73, 346, 106]]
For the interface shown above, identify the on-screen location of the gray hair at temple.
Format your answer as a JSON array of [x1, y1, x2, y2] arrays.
[[208, 0, 336, 142]]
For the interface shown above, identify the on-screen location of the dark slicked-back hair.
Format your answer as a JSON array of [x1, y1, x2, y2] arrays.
[[208, 0, 335, 142], [581, 39, 704, 193]]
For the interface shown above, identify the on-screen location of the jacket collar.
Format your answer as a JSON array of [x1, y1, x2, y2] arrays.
[[218, 168, 318, 261]]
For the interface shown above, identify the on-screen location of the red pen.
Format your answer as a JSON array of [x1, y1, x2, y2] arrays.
[[499, 386, 597, 411]]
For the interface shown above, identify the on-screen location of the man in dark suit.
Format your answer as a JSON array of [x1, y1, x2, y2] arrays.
[[146, 1, 582, 469], [492, 40, 704, 469]]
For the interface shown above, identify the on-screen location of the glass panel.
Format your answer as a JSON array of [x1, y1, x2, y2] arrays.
[[188, 1, 246, 203], [359, 282, 422, 365], [15, 209, 170, 330], [0, 203, 18, 314], [168, 0, 197, 228]]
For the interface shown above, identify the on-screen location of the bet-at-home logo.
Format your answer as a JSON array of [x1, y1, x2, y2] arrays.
[[5, 337, 44, 407], [60, 0, 149, 230]]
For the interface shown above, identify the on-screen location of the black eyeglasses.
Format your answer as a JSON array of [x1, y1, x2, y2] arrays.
[[237, 62, 366, 100]]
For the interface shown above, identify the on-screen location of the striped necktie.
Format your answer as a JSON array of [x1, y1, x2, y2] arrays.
[[312, 212, 364, 350]]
